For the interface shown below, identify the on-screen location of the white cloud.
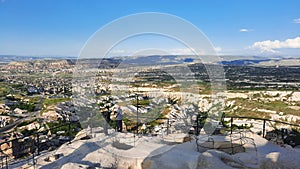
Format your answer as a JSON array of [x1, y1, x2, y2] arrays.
[[250, 36, 300, 53], [110, 49, 126, 54], [169, 47, 222, 55], [214, 47, 222, 52], [240, 29, 249, 32], [293, 18, 300, 23], [239, 28, 253, 32], [169, 48, 195, 55]]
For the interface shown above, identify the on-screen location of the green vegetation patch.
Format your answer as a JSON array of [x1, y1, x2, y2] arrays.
[[227, 97, 300, 118], [130, 99, 150, 106], [11, 101, 36, 112], [46, 120, 81, 137], [0, 82, 10, 98], [42, 98, 71, 107]]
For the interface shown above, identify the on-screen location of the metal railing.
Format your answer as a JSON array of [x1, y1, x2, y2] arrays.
[[226, 116, 300, 138], [195, 114, 300, 154], [123, 115, 171, 136], [0, 121, 79, 169], [3, 114, 297, 168], [196, 129, 257, 155]]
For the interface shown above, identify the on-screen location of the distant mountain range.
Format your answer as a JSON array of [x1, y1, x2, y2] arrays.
[[0, 55, 76, 63], [220, 57, 300, 66], [1, 55, 299, 66], [220, 59, 272, 65], [219, 55, 300, 66]]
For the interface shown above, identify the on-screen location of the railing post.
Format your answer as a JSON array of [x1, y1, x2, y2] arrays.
[[5, 156, 7, 169], [68, 121, 71, 144], [33, 151, 35, 166], [136, 94, 139, 136], [36, 133, 40, 155], [166, 118, 169, 135], [196, 115, 199, 136], [262, 119, 266, 138], [230, 117, 233, 134]]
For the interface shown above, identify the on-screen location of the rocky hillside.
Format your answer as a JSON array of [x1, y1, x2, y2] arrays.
[[3, 59, 75, 70]]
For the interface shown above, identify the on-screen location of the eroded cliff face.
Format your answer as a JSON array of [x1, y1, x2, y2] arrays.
[[3, 60, 74, 70]]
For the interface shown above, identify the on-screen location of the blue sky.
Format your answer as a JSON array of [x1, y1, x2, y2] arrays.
[[0, 0, 300, 57]]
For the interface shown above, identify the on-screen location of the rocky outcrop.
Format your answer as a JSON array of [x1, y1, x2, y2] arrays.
[[0, 136, 36, 159], [3, 60, 73, 70], [4, 61, 32, 69], [42, 110, 63, 121]]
